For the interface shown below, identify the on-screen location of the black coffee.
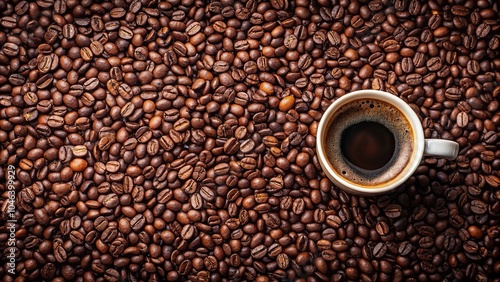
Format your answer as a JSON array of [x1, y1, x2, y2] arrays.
[[324, 98, 414, 186], [341, 121, 395, 170]]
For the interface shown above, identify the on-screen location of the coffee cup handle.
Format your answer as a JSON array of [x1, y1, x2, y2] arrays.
[[423, 139, 459, 160]]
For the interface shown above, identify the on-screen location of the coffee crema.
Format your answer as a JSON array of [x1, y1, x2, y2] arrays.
[[324, 98, 414, 187]]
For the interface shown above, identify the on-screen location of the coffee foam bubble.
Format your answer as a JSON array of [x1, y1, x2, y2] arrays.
[[324, 99, 414, 187]]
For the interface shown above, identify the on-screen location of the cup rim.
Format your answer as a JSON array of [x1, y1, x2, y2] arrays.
[[316, 90, 425, 195]]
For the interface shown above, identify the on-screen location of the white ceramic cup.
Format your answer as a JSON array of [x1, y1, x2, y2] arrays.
[[316, 90, 459, 196]]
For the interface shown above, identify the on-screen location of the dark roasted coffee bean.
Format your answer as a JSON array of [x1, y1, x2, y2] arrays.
[[476, 23, 491, 38], [456, 112, 469, 127], [181, 224, 196, 240], [384, 204, 402, 218], [190, 193, 203, 209], [373, 242, 387, 258], [54, 246, 67, 263], [200, 186, 215, 201], [332, 240, 348, 252], [445, 88, 462, 100], [467, 60, 480, 75], [276, 253, 289, 269], [470, 200, 487, 214], [223, 137, 240, 154], [398, 241, 412, 255], [406, 74, 422, 86], [130, 215, 145, 232], [376, 221, 390, 235], [251, 245, 267, 259]]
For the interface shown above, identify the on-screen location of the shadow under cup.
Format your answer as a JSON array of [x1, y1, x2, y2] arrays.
[[317, 91, 426, 194]]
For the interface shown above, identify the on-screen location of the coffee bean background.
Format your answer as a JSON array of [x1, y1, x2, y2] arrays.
[[0, 0, 499, 281]]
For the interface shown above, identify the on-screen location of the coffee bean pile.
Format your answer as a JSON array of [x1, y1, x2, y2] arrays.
[[0, 0, 499, 281]]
